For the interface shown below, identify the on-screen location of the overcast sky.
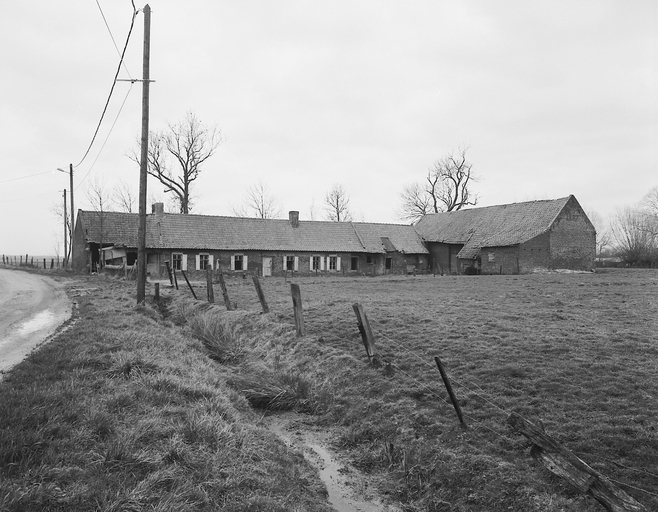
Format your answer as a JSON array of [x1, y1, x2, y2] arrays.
[[1, 1, 656, 256]]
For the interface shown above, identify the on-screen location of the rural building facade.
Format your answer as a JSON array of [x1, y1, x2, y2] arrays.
[[72, 206, 429, 278], [73, 195, 595, 277], [414, 195, 596, 274]]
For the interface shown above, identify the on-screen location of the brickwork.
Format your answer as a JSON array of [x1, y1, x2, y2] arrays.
[[548, 197, 596, 270]]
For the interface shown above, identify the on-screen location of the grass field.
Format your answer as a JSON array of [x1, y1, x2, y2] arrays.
[[1, 268, 656, 511]]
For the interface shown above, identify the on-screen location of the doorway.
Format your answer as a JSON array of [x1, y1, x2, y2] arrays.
[[262, 257, 272, 277]]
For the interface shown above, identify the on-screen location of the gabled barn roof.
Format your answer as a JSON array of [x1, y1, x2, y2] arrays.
[[414, 196, 574, 259], [76, 210, 428, 254]]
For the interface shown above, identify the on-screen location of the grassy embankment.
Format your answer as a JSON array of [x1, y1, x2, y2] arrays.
[[1, 269, 657, 511]]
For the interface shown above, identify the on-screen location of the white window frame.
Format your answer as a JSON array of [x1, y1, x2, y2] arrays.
[[197, 253, 211, 271], [328, 255, 341, 271], [284, 255, 299, 272], [231, 254, 248, 271], [311, 255, 323, 271], [171, 252, 183, 271]]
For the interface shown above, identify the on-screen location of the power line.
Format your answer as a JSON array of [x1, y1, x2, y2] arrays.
[[75, 83, 134, 190], [73, 5, 138, 169], [96, 0, 133, 80], [0, 170, 54, 185]]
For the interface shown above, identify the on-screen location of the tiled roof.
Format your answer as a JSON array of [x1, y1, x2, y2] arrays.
[[76, 211, 428, 254], [414, 196, 573, 259]]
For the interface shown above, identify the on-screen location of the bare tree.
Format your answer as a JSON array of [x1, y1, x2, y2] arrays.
[[398, 147, 478, 222], [113, 179, 137, 213], [609, 207, 657, 266], [85, 177, 111, 271], [50, 200, 72, 265], [398, 182, 432, 223], [324, 184, 352, 222], [130, 111, 222, 214], [232, 180, 282, 219], [586, 209, 611, 257]]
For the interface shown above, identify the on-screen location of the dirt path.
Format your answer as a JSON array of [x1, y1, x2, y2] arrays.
[[0, 269, 71, 378], [266, 412, 402, 512]]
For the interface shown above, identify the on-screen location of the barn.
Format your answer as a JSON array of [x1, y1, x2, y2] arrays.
[[72, 205, 429, 277], [414, 195, 596, 274]]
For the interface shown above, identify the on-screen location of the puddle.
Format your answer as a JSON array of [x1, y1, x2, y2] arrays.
[[17, 310, 57, 336], [268, 414, 400, 512]]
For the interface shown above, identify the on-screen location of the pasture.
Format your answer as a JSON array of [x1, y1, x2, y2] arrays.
[[212, 268, 658, 510], [0, 268, 655, 511]]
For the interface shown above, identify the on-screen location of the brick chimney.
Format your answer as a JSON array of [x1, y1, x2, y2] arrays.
[[289, 210, 300, 228], [152, 203, 164, 218]]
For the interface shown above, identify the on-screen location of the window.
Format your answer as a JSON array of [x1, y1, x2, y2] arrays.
[[311, 256, 321, 271], [172, 253, 182, 271], [351, 256, 359, 271], [488, 252, 495, 262], [329, 256, 337, 271], [199, 254, 209, 270], [366, 255, 373, 264], [234, 255, 243, 271], [385, 257, 392, 270], [286, 255, 295, 271]]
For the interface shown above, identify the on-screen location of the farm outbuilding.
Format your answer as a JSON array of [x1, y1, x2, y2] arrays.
[[72, 205, 429, 278], [414, 195, 596, 274]]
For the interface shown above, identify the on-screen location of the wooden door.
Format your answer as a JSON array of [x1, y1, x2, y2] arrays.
[[262, 257, 272, 277]]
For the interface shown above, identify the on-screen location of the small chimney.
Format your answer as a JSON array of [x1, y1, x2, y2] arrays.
[[289, 210, 300, 228], [152, 203, 164, 217]]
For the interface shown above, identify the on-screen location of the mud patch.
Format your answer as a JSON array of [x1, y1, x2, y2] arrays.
[[268, 412, 401, 512]]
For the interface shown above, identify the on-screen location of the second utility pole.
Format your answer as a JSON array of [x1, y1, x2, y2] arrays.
[[136, 4, 151, 304]]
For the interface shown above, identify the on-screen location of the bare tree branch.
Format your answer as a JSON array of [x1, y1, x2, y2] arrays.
[[324, 184, 352, 222], [399, 147, 478, 221], [112, 179, 137, 213], [129, 111, 222, 214], [232, 180, 282, 219]]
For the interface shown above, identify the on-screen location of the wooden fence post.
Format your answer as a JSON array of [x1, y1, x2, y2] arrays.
[[43, 258, 46, 269], [217, 272, 232, 310], [508, 413, 646, 512], [434, 356, 466, 427], [172, 268, 179, 290], [180, 270, 197, 300], [165, 260, 174, 286], [154, 282, 160, 302], [352, 303, 380, 365], [252, 275, 269, 313], [50, 259, 54, 269], [206, 267, 215, 303], [290, 283, 304, 337]]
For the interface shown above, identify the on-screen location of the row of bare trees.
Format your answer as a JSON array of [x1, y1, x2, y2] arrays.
[[605, 187, 658, 266]]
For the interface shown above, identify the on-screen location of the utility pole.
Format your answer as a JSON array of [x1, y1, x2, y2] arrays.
[[63, 190, 68, 269], [69, 163, 74, 244], [56, 164, 74, 269], [136, 4, 151, 304]]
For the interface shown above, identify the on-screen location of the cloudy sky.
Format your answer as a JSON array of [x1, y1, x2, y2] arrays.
[[1, 1, 656, 256]]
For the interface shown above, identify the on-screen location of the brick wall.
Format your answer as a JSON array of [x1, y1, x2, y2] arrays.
[[481, 246, 521, 274], [548, 198, 596, 270]]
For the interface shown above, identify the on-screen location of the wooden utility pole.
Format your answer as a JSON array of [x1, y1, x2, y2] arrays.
[[63, 189, 68, 268], [136, 4, 151, 304], [69, 163, 74, 247]]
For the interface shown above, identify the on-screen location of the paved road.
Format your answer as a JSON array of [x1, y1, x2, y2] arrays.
[[0, 269, 71, 377]]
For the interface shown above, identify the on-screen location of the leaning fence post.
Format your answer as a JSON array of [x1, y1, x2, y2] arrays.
[[290, 283, 304, 337], [180, 270, 197, 300], [434, 356, 466, 427], [252, 275, 269, 313], [352, 303, 379, 365], [206, 267, 215, 303], [172, 268, 179, 290], [165, 260, 174, 286], [508, 412, 646, 511], [217, 272, 232, 310]]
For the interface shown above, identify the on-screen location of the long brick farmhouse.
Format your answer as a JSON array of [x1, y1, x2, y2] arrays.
[[72, 195, 595, 277], [415, 195, 596, 274]]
